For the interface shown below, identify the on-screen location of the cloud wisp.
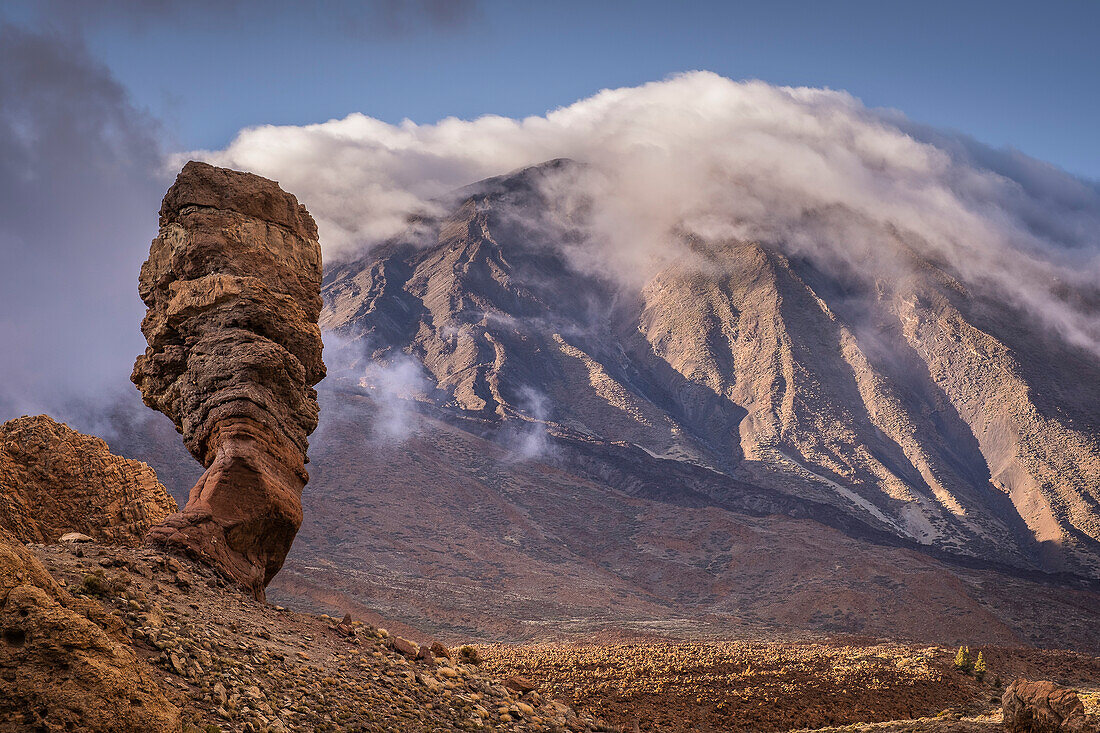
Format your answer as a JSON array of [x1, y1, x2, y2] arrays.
[[0, 23, 166, 426], [194, 71, 1100, 355], [320, 332, 434, 443]]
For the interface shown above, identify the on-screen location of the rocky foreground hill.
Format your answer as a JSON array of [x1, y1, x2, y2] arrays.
[[15, 530, 1100, 733], [0, 414, 608, 732], [4, 486, 1099, 732]]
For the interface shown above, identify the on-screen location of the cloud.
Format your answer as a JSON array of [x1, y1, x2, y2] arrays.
[[500, 385, 553, 461], [0, 24, 167, 427], [193, 71, 1100, 355], [33, 0, 479, 36], [321, 331, 433, 442]]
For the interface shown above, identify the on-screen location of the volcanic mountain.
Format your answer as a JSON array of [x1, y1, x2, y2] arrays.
[[115, 159, 1100, 648]]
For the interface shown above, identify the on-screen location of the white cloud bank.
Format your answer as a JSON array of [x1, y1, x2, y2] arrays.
[[191, 72, 1100, 354]]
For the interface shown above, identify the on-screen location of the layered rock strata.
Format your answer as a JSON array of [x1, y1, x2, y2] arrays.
[[133, 161, 325, 598], [0, 415, 176, 545]]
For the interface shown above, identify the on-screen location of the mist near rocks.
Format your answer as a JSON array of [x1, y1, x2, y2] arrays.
[[319, 331, 434, 443], [196, 71, 1100, 356], [0, 24, 167, 429]]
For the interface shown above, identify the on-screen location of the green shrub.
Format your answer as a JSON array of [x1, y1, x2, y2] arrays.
[[77, 569, 130, 598], [458, 644, 482, 665], [80, 570, 110, 597]]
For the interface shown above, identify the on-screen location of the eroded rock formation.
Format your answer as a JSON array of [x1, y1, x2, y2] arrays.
[[133, 160, 325, 598], [0, 415, 176, 545]]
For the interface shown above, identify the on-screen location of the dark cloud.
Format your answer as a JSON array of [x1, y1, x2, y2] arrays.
[[0, 23, 167, 425], [33, 0, 480, 35]]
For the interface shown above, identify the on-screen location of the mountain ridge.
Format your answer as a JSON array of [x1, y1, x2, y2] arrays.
[[320, 159, 1100, 581]]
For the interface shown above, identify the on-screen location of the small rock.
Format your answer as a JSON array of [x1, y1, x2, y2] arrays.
[[335, 613, 355, 637], [213, 682, 228, 706], [505, 675, 537, 694], [392, 636, 420, 658], [59, 532, 93, 543]]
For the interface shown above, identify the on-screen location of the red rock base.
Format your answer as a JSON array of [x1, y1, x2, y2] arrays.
[[147, 418, 305, 599]]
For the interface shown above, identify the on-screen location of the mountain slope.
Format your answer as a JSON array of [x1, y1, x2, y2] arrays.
[[320, 160, 1100, 581], [266, 389, 1100, 652], [108, 160, 1100, 649]]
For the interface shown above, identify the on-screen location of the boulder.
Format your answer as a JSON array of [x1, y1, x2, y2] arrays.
[[392, 636, 420, 658], [1002, 678, 1096, 733], [505, 675, 538, 693], [335, 613, 355, 637], [134, 161, 325, 598], [0, 415, 176, 546]]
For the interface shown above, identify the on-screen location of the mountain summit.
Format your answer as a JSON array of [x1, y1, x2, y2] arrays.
[[321, 159, 1100, 584]]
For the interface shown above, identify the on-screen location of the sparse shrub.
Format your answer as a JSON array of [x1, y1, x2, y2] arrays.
[[458, 644, 482, 665], [973, 651, 986, 682], [953, 646, 973, 674], [77, 568, 128, 598], [80, 570, 110, 597]]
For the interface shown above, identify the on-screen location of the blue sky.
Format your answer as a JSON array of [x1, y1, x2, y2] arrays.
[[5, 0, 1099, 178]]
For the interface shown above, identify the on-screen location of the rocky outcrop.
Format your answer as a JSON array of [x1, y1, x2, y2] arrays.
[[1002, 679, 1097, 733], [132, 160, 325, 598], [0, 529, 180, 732], [0, 415, 176, 545]]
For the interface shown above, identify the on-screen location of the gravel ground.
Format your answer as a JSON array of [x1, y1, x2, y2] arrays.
[[27, 539, 1100, 732], [31, 540, 612, 733]]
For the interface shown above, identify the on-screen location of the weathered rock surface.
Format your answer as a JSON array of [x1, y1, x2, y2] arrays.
[[0, 529, 180, 732], [1002, 679, 1097, 733], [0, 415, 176, 545], [133, 160, 325, 598]]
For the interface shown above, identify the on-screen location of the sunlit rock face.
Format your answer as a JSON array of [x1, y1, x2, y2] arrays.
[[133, 161, 325, 598]]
